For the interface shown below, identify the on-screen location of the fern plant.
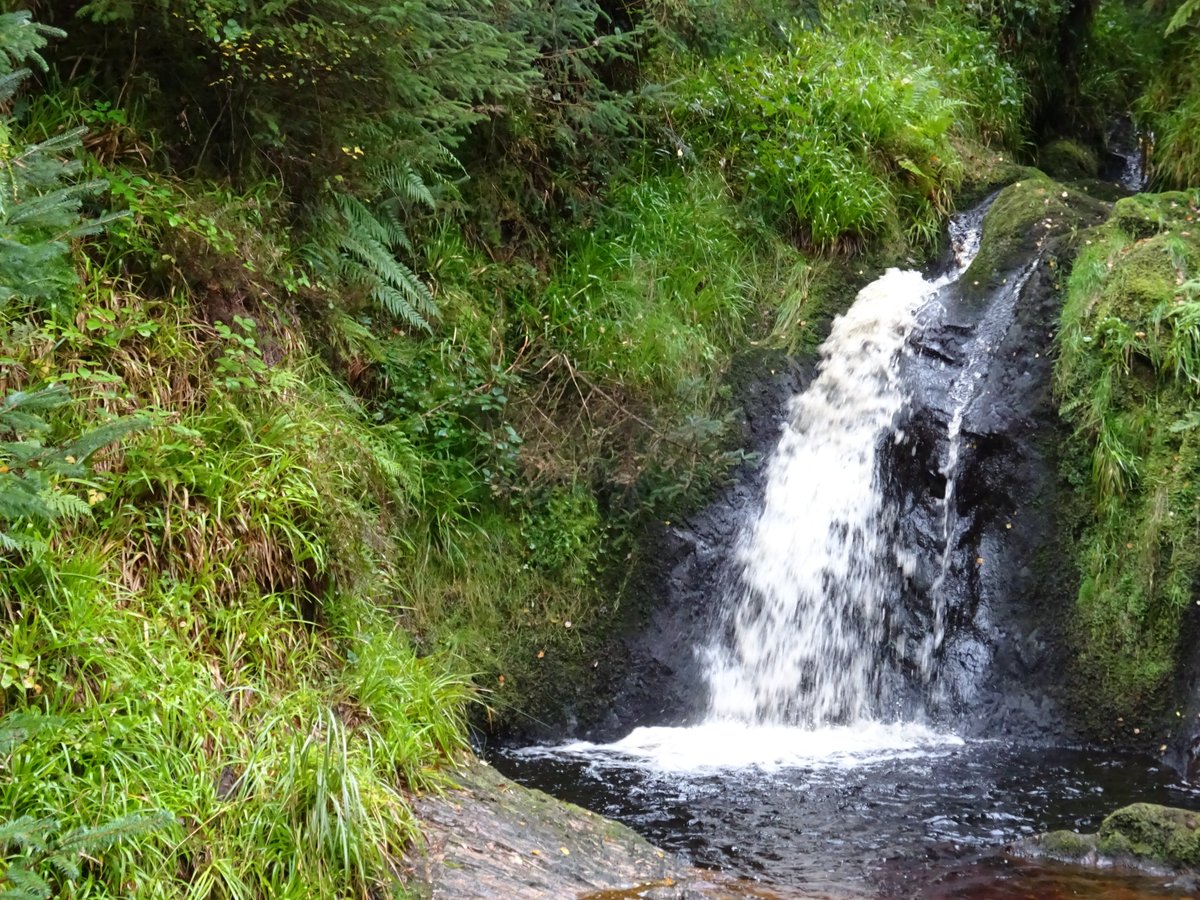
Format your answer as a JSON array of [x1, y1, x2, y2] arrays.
[[0, 11, 119, 311], [308, 161, 438, 331], [0, 386, 144, 551], [0, 714, 169, 899]]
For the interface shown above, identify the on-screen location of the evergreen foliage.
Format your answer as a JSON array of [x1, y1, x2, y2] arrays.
[[0, 11, 112, 310], [0, 386, 142, 551], [308, 163, 438, 330]]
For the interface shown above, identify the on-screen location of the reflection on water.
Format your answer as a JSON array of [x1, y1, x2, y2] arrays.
[[493, 740, 1200, 898]]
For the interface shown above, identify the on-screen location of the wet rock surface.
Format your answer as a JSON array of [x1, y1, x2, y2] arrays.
[[887, 251, 1081, 740], [584, 350, 817, 740], [408, 757, 820, 899]]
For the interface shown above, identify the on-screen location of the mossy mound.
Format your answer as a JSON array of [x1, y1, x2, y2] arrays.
[[1039, 139, 1100, 180], [963, 170, 1109, 299], [1055, 188, 1200, 727], [1100, 804, 1200, 869], [1014, 803, 1200, 873]]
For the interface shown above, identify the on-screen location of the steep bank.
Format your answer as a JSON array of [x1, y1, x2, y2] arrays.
[[1055, 189, 1200, 752]]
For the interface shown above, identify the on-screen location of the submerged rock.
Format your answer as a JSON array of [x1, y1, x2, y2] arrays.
[[1011, 802, 1200, 879], [408, 757, 813, 898]]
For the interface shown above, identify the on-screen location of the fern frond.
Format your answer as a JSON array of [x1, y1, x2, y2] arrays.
[[0, 817, 53, 853], [373, 161, 435, 209], [54, 811, 172, 855], [1166, 0, 1200, 35], [61, 416, 147, 463], [0, 862, 52, 899], [38, 491, 91, 520]]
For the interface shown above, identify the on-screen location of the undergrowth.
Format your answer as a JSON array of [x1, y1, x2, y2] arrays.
[[0, 0, 1109, 893], [671, 3, 1025, 251], [1056, 190, 1200, 723]]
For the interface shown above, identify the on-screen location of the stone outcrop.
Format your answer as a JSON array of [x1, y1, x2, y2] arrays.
[[407, 757, 817, 898]]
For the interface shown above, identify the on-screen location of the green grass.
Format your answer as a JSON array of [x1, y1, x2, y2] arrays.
[[671, 4, 1025, 252], [0, 171, 475, 895], [1055, 190, 1200, 722]]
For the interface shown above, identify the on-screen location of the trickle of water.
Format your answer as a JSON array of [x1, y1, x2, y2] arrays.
[[705, 268, 934, 726], [921, 260, 1038, 681]]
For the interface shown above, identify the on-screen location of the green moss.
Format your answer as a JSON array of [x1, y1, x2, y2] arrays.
[[1032, 830, 1101, 861], [1055, 188, 1200, 724], [963, 170, 1108, 299], [1113, 191, 1200, 239], [1039, 139, 1100, 180], [1098, 804, 1200, 870]]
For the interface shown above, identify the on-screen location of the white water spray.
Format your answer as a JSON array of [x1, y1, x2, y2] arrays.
[[704, 268, 934, 726]]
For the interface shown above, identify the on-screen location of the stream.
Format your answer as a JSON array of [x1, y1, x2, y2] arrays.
[[493, 188, 1200, 897]]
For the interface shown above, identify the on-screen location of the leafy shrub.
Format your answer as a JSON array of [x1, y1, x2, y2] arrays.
[[520, 486, 600, 585]]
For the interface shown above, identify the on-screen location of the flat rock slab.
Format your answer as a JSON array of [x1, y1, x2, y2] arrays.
[[408, 757, 832, 899]]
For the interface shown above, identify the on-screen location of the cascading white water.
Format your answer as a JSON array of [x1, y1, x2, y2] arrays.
[[704, 268, 932, 726], [518, 210, 991, 769], [705, 207, 989, 729]]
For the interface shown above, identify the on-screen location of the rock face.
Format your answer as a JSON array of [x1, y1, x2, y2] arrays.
[[582, 350, 817, 740], [408, 757, 812, 898], [1011, 802, 1200, 878]]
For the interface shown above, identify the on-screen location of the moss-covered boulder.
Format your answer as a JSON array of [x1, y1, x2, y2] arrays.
[[963, 170, 1108, 299], [1013, 803, 1200, 874], [1039, 139, 1101, 180], [1055, 188, 1200, 728]]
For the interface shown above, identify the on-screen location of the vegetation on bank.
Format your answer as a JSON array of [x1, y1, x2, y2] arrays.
[[1, 0, 1199, 893], [1057, 190, 1200, 722]]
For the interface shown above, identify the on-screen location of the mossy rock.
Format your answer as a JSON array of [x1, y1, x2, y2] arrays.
[[1097, 803, 1200, 870], [951, 137, 1030, 207], [1054, 188, 1200, 727], [963, 170, 1109, 299], [1013, 804, 1200, 874], [1039, 139, 1100, 180], [1113, 191, 1199, 239], [1016, 829, 1102, 864]]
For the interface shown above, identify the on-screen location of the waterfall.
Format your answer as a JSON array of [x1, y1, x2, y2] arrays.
[[519, 207, 995, 768], [704, 268, 932, 726], [704, 206, 989, 729]]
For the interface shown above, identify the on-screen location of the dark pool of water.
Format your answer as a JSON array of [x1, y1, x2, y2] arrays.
[[492, 740, 1200, 897]]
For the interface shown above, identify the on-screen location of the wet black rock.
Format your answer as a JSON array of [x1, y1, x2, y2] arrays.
[[887, 251, 1080, 741], [589, 350, 816, 741]]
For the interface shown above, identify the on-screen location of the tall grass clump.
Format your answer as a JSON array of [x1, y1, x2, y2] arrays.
[[1055, 191, 1200, 722], [672, 4, 1025, 251]]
